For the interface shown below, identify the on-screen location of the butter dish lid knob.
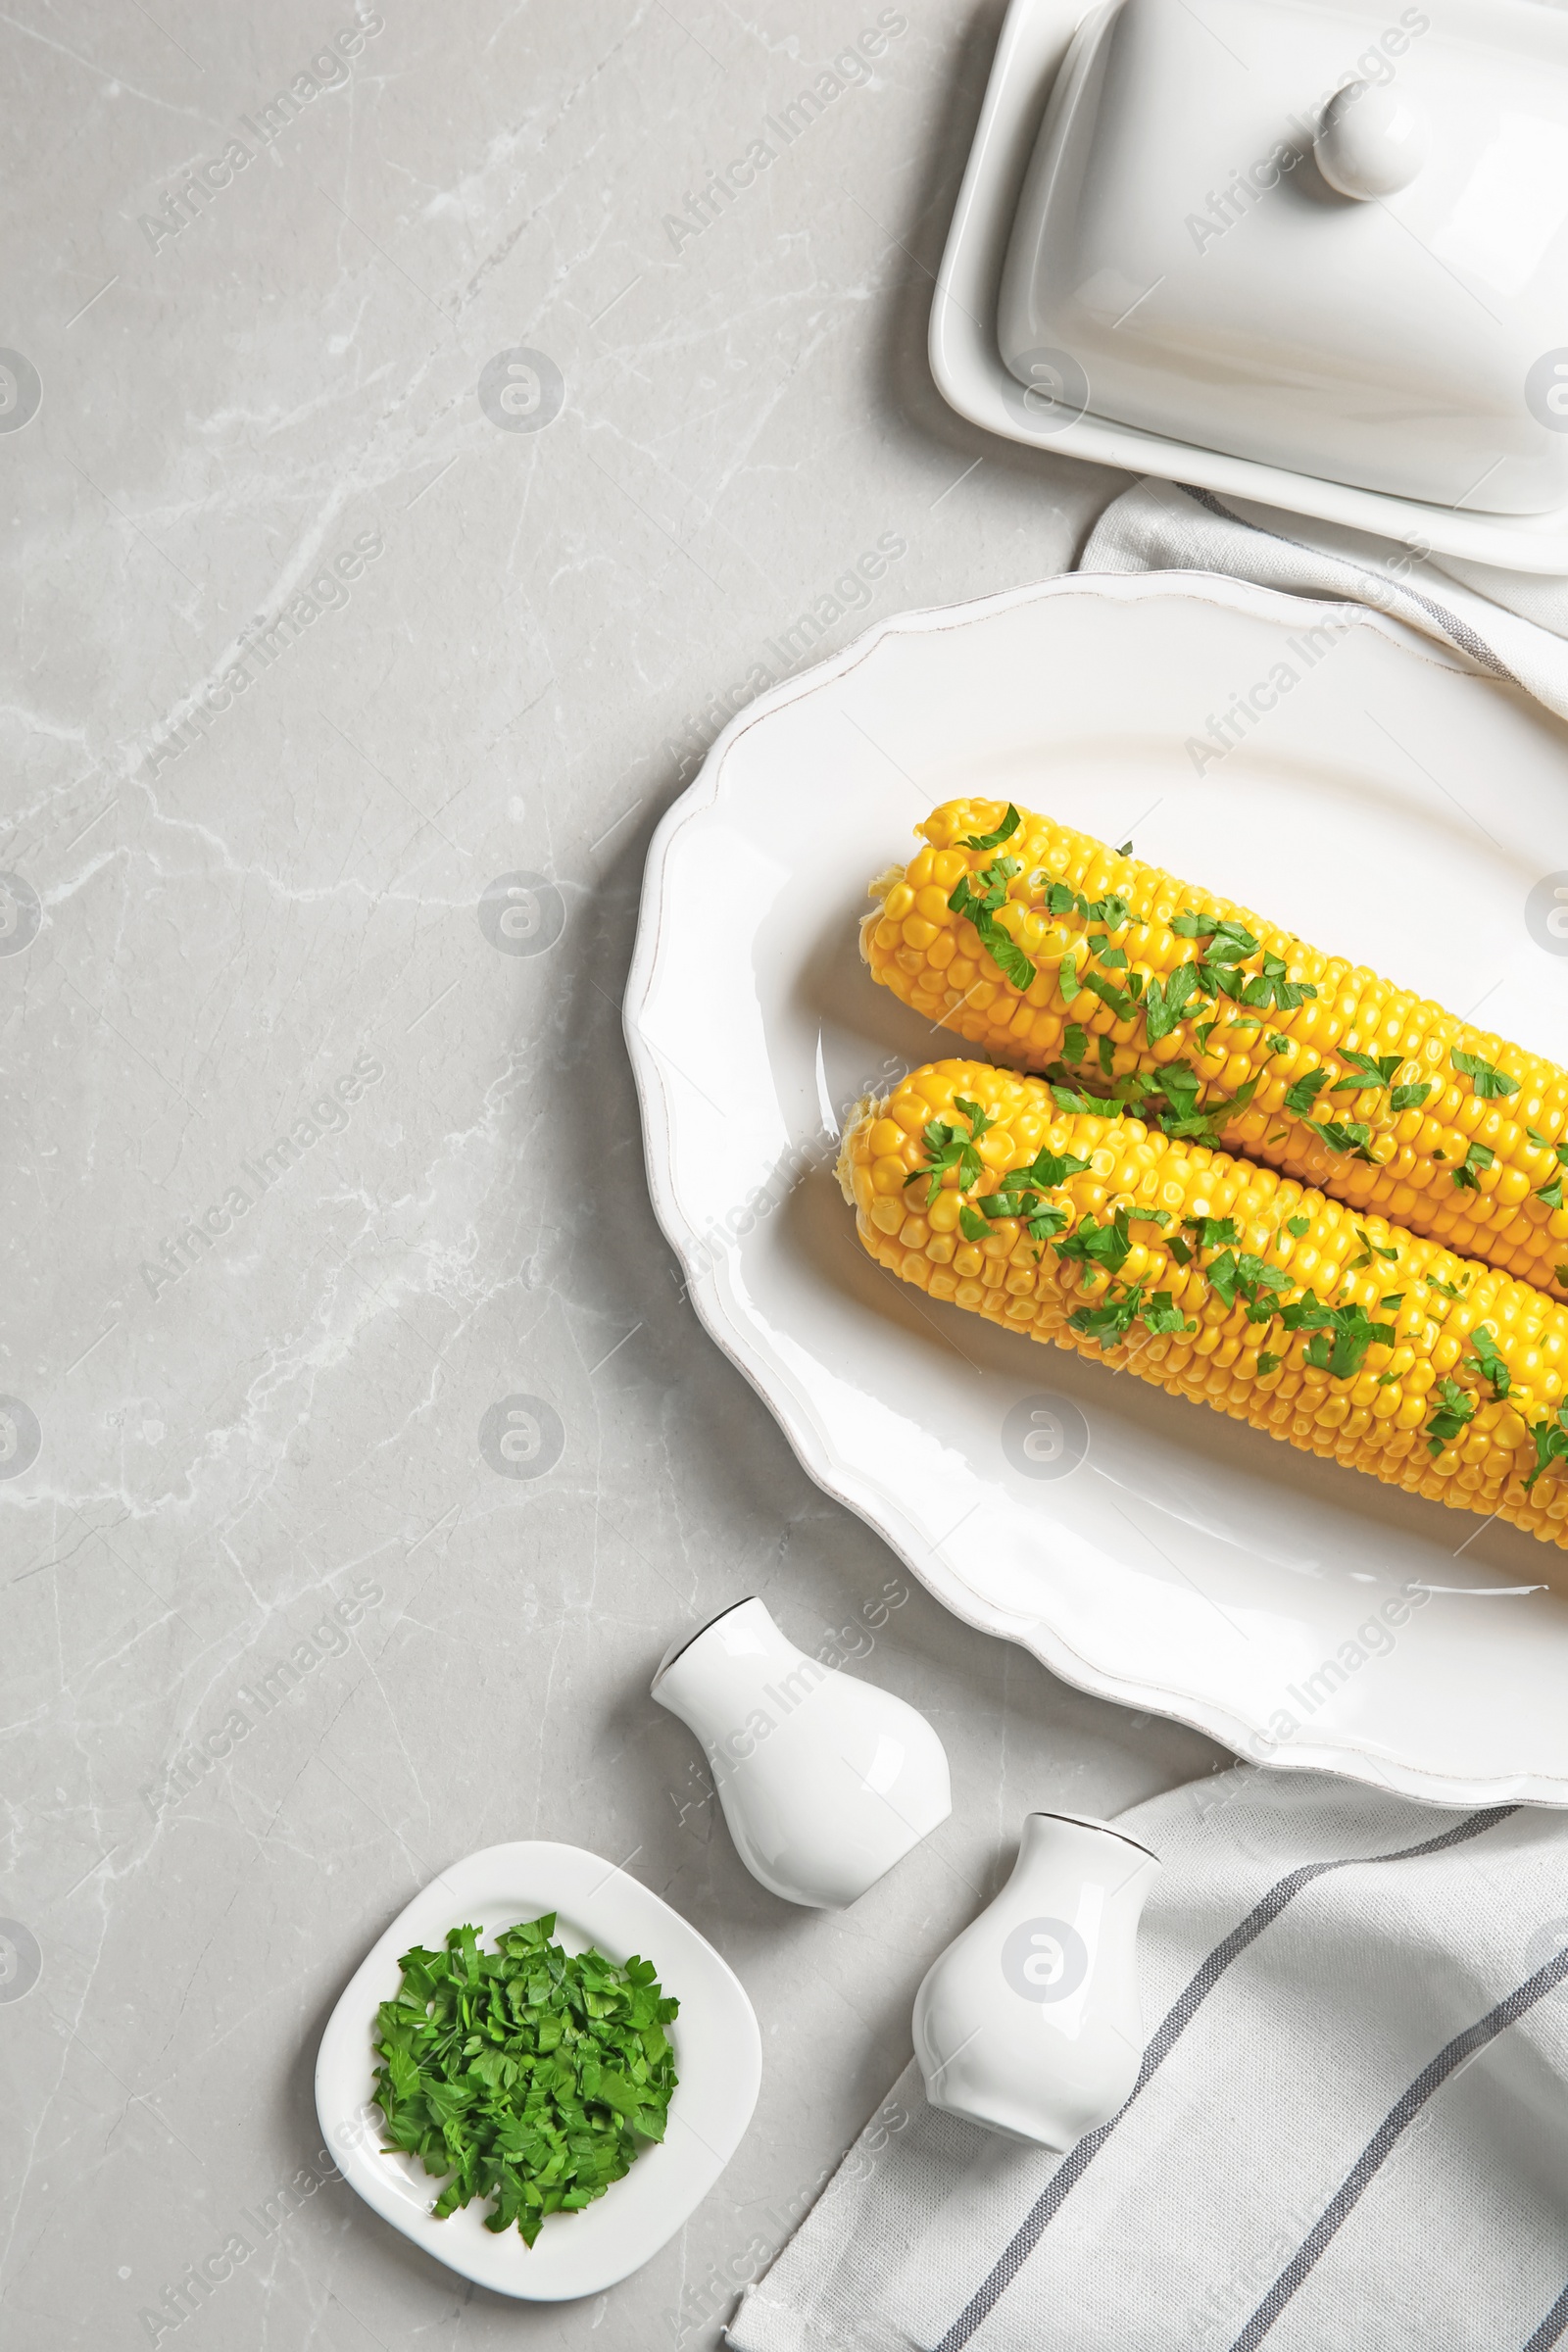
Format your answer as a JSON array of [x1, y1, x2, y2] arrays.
[[1313, 80, 1428, 199]]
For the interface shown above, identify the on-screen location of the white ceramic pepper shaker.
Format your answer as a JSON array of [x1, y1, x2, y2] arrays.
[[651, 1596, 951, 1910], [912, 1810, 1160, 2148]]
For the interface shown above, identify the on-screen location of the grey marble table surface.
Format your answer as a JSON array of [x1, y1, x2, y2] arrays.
[[2, 4, 1228, 2345]]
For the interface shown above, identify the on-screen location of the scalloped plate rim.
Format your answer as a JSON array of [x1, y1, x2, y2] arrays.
[[623, 567, 1568, 1809]]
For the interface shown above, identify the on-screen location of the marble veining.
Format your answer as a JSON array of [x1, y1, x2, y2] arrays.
[[2, 3, 1222, 2344]]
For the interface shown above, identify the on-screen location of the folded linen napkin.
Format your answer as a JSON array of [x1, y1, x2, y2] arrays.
[[726, 1771, 1568, 2351], [1078, 472, 1568, 716]]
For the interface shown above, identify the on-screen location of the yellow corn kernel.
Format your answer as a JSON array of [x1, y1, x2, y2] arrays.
[[837, 1058, 1568, 1549]]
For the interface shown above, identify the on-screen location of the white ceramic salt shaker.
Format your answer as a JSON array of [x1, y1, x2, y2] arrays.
[[651, 1597, 951, 1910], [913, 1810, 1160, 2148]]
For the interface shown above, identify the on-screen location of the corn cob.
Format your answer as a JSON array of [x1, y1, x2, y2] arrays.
[[862, 800, 1568, 1298], [838, 1058, 1568, 1545]]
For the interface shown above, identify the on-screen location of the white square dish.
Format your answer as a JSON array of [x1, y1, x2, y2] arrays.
[[314, 1842, 760, 2301]]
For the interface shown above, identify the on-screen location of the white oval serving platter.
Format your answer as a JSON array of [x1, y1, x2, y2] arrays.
[[624, 569, 1568, 1808], [315, 1841, 760, 2300]]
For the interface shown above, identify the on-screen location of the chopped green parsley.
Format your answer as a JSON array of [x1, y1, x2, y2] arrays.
[[1451, 1140, 1495, 1193], [949, 860, 1035, 993], [1425, 1378, 1477, 1458], [1333, 1052, 1401, 1093], [1280, 1295, 1395, 1379], [1525, 1405, 1568, 1492], [906, 1097, 995, 1206], [1284, 1070, 1332, 1117], [1451, 1050, 1518, 1100], [1468, 1327, 1510, 1401], [961, 806, 1023, 853], [373, 1916, 678, 2248]]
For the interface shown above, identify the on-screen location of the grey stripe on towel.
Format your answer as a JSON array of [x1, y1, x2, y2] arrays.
[[1524, 2283, 1568, 2352], [1228, 1944, 1568, 2352], [727, 1778, 1568, 2352]]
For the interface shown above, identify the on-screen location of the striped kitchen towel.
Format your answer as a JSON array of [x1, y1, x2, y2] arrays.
[[726, 1771, 1568, 2352]]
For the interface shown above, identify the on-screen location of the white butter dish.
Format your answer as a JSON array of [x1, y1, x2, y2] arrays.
[[932, 0, 1568, 568]]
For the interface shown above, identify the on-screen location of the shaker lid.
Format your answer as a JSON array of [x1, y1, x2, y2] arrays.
[[999, 0, 1568, 514], [652, 1596, 760, 1684], [1027, 1808, 1161, 1861]]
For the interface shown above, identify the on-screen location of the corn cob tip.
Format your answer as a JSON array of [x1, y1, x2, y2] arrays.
[[859, 867, 905, 968], [837, 1092, 889, 1204]]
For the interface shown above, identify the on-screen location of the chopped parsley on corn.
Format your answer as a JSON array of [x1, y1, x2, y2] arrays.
[[838, 1060, 1568, 1546], [861, 803, 1568, 1298]]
